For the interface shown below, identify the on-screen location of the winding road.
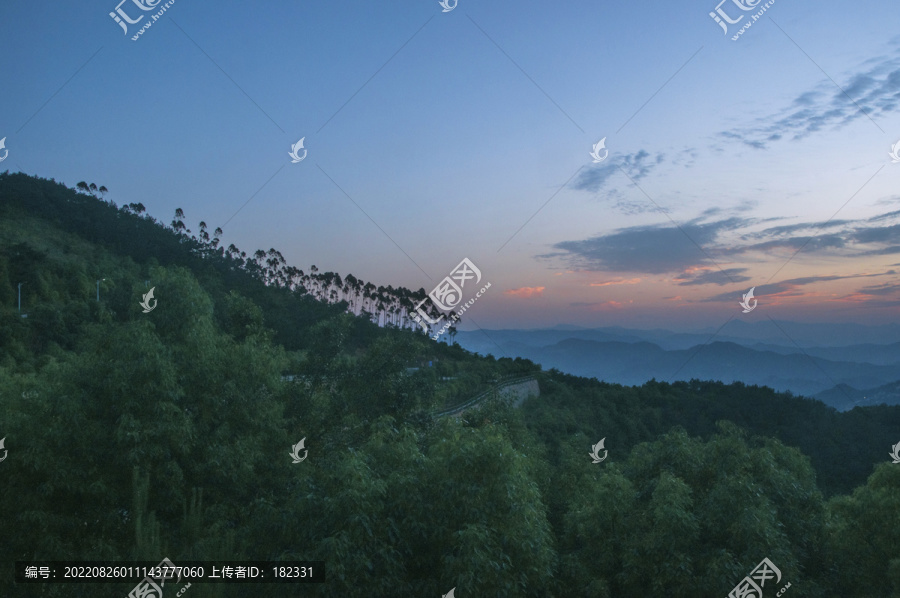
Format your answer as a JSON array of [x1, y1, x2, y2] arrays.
[[432, 376, 539, 418]]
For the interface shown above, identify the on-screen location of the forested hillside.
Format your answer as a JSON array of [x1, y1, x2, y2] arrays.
[[1, 173, 899, 597]]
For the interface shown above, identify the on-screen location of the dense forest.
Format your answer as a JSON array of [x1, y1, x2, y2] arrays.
[[1, 172, 899, 597]]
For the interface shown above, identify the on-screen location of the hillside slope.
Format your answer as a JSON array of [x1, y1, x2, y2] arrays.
[[1, 173, 899, 597]]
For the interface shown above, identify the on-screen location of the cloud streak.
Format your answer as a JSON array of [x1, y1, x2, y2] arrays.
[[589, 278, 642, 287], [505, 286, 545, 298], [545, 208, 900, 284], [546, 217, 749, 275], [702, 270, 899, 303], [571, 150, 665, 194], [719, 48, 900, 148]]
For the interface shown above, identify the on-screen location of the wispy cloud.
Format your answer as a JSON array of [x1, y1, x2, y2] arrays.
[[719, 48, 900, 149], [544, 207, 900, 282], [874, 194, 900, 207], [852, 281, 900, 297], [505, 286, 545, 298], [674, 267, 750, 286], [571, 150, 665, 193], [545, 217, 749, 274], [702, 271, 898, 303], [589, 278, 642, 287]]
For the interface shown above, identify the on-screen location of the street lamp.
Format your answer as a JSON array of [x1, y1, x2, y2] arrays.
[[96, 278, 106, 301], [17, 282, 24, 312]]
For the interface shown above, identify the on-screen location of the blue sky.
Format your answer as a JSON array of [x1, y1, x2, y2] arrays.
[[3, 0, 900, 332]]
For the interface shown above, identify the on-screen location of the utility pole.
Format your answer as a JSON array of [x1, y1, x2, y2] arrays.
[[17, 282, 24, 312]]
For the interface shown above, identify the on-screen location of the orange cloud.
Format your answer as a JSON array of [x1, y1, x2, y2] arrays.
[[505, 286, 545, 298], [589, 278, 641, 287]]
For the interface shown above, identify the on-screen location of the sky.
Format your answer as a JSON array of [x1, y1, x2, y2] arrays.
[[2, 0, 900, 333]]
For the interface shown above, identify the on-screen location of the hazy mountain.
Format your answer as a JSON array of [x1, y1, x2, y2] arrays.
[[458, 321, 900, 353], [745, 341, 900, 365], [719, 319, 900, 346], [815, 380, 900, 411], [455, 330, 900, 398]]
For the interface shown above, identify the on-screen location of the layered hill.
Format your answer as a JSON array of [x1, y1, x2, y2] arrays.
[[1, 173, 899, 597], [455, 328, 900, 406]]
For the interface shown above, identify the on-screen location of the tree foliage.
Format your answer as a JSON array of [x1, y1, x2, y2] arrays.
[[0, 173, 897, 596]]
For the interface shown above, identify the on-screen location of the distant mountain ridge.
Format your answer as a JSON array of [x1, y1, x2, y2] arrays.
[[458, 321, 900, 352], [455, 325, 900, 409], [815, 380, 900, 411]]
